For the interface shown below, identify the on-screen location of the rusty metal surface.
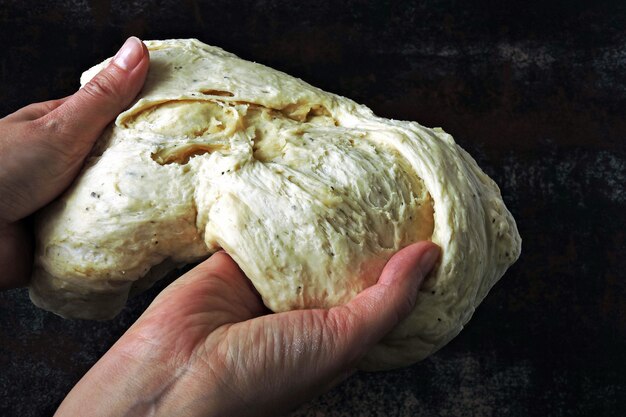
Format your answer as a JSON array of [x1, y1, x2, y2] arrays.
[[1, 1, 625, 416]]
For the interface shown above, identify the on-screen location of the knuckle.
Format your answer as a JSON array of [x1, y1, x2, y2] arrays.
[[324, 307, 356, 344], [29, 117, 84, 163], [31, 113, 60, 133], [325, 308, 368, 363], [31, 115, 70, 145], [42, 98, 66, 113], [396, 293, 416, 321], [81, 70, 122, 103]]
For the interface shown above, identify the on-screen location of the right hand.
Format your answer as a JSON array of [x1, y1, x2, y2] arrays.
[[55, 242, 440, 417]]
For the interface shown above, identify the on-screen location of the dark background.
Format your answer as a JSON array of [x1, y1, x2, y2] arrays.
[[1, 0, 625, 416]]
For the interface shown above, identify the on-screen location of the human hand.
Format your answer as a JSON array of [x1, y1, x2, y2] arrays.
[[0, 37, 149, 289], [55, 242, 440, 417]]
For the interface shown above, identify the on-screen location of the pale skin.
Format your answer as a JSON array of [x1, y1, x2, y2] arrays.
[[0, 37, 440, 416]]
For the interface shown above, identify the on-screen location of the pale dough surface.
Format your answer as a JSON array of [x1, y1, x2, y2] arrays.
[[29, 39, 521, 370]]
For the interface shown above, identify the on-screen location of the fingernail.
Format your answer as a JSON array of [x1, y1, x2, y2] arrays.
[[418, 246, 440, 275], [113, 37, 144, 71]]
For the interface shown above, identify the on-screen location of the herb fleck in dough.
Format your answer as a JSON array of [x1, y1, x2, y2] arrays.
[[30, 39, 521, 371]]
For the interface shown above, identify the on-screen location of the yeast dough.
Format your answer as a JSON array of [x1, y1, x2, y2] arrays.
[[29, 39, 521, 370]]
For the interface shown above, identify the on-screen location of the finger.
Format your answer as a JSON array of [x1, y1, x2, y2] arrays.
[[187, 251, 268, 309], [38, 36, 149, 159], [3, 96, 70, 121], [143, 252, 268, 326], [326, 241, 440, 361]]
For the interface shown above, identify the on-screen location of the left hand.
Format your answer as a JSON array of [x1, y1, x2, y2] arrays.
[[0, 36, 150, 289]]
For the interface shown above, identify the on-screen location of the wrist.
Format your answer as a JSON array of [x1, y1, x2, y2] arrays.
[[55, 340, 174, 416], [54, 330, 224, 417]]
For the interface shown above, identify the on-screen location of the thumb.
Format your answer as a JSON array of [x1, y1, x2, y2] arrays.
[[327, 241, 440, 362], [45, 36, 149, 153]]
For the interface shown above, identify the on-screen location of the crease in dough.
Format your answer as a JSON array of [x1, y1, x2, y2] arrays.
[[30, 39, 521, 371]]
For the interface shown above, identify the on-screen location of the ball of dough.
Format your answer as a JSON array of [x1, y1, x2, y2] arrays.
[[29, 39, 521, 370]]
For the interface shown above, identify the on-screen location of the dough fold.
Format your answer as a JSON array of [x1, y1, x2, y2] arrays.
[[29, 39, 521, 370]]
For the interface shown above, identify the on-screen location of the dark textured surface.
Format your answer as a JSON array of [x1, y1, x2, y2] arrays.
[[1, 1, 625, 416]]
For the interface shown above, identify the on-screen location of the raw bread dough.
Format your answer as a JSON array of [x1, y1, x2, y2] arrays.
[[29, 39, 521, 370]]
